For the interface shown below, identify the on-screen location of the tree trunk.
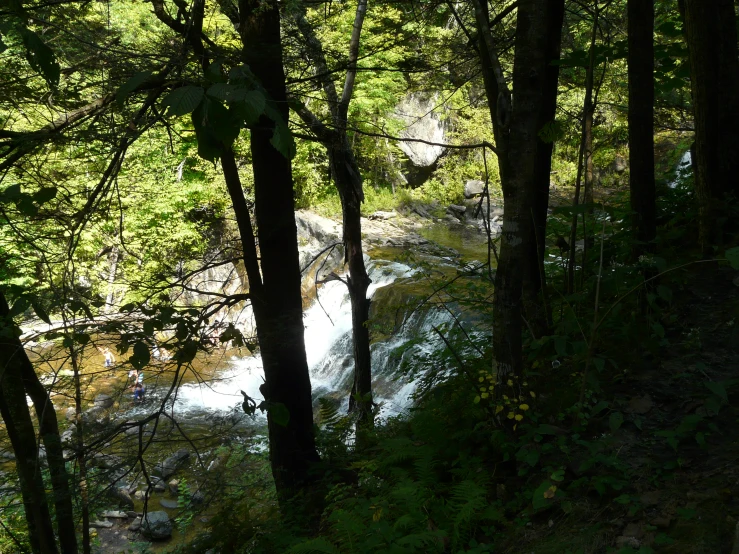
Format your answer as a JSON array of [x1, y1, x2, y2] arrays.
[[478, 0, 564, 377], [523, 0, 565, 337], [567, 8, 599, 293], [329, 141, 373, 425], [681, 0, 739, 246], [0, 300, 58, 554], [628, 0, 656, 255], [292, 0, 373, 427]]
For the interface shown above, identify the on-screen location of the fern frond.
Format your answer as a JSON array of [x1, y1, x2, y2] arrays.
[[288, 537, 341, 554]]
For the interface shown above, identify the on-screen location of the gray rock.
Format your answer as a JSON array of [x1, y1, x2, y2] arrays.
[[447, 205, 466, 218], [81, 406, 108, 425], [394, 93, 447, 168], [168, 479, 179, 495], [60, 426, 76, 446], [153, 449, 190, 479], [65, 407, 77, 422], [613, 155, 628, 173], [464, 180, 485, 198], [159, 498, 179, 509], [101, 510, 128, 518], [93, 394, 114, 409], [90, 520, 114, 529], [368, 210, 398, 221], [128, 517, 141, 532], [109, 487, 134, 510], [153, 483, 166, 493], [126, 511, 138, 519], [190, 490, 205, 505], [141, 511, 172, 540]]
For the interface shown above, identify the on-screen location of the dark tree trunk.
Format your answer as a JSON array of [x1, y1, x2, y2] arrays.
[[0, 298, 58, 554], [681, 0, 739, 246], [523, 0, 565, 337], [22, 356, 78, 554], [329, 141, 373, 425], [292, 0, 373, 426], [628, 0, 656, 255], [567, 8, 599, 293], [473, 0, 564, 377]]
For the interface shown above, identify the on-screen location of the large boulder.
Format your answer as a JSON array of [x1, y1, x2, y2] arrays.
[[153, 449, 190, 479], [394, 93, 448, 187], [464, 180, 486, 199], [107, 487, 134, 510], [93, 394, 114, 409], [141, 511, 172, 540]]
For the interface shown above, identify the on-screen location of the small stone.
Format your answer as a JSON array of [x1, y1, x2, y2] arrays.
[[101, 510, 128, 518], [90, 520, 114, 529], [168, 479, 179, 495], [125, 511, 138, 519], [160, 498, 179, 509], [154, 483, 166, 493], [128, 517, 141, 532]]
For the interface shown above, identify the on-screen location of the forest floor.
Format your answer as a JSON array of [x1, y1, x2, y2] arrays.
[[501, 262, 739, 553]]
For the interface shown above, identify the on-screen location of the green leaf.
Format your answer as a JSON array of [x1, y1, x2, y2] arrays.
[[538, 120, 564, 143], [116, 71, 153, 105], [726, 247, 739, 270], [162, 86, 205, 117], [1, 184, 21, 202], [613, 494, 631, 504], [20, 29, 60, 88], [32, 302, 51, 324], [609, 411, 624, 433], [705, 381, 728, 403], [591, 400, 609, 416], [130, 340, 150, 369], [10, 296, 30, 317], [230, 90, 266, 124], [657, 285, 672, 303], [205, 61, 226, 84], [532, 480, 554, 510], [267, 402, 290, 427], [33, 187, 57, 205], [17, 196, 38, 216], [191, 97, 241, 161]]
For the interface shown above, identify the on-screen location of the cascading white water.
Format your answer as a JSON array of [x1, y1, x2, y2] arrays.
[[167, 258, 455, 420]]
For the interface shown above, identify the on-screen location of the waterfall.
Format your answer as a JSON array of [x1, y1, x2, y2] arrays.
[[167, 257, 456, 420]]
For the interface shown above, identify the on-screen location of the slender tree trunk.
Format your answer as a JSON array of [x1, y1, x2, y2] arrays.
[[523, 0, 565, 336], [628, 0, 656, 256], [329, 141, 373, 425], [69, 343, 90, 554], [293, 0, 373, 426], [583, 105, 595, 208], [567, 8, 599, 293], [680, 0, 739, 246], [473, 0, 564, 377], [0, 301, 58, 554]]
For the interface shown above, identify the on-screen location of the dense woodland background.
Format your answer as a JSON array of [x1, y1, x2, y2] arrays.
[[1, 0, 739, 552]]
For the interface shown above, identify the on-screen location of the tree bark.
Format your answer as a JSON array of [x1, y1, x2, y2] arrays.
[[681, 0, 739, 246], [628, 0, 656, 255], [523, 0, 565, 337], [0, 297, 58, 554], [473, 0, 564, 377], [567, 7, 599, 293], [292, 0, 374, 427]]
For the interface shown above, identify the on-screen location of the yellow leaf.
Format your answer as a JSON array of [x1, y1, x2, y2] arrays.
[[543, 485, 557, 499], [474, 395, 481, 404], [515, 414, 524, 421], [523, 381, 528, 386], [480, 386, 487, 392], [530, 391, 536, 398], [503, 395, 509, 400], [507, 412, 515, 419], [481, 392, 489, 399], [479, 377, 484, 382], [519, 404, 530, 411], [495, 405, 504, 415], [373, 507, 383, 522], [507, 379, 513, 386]]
